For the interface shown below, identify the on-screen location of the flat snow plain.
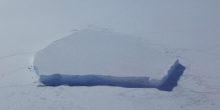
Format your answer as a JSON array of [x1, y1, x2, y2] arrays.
[[1, 1, 220, 110]]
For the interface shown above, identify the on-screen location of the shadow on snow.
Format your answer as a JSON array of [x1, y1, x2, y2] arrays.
[[40, 64, 185, 92]]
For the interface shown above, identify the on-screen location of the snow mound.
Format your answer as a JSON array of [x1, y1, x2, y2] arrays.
[[34, 30, 184, 89]]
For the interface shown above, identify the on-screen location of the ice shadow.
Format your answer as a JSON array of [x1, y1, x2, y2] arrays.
[[40, 64, 185, 91], [157, 64, 186, 91]]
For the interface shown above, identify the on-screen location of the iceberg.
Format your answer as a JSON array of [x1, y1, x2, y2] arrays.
[[34, 30, 181, 88]]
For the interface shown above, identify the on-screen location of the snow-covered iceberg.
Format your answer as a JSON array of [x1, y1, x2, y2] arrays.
[[34, 30, 182, 88]]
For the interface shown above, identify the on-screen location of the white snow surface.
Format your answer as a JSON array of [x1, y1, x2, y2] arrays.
[[1, 0, 220, 110], [34, 30, 178, 87]]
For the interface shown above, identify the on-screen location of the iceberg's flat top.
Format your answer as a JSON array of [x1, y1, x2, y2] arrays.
[[34, 30, 177, 80]]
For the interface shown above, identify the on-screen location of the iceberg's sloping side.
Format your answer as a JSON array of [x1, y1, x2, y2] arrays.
[[34, 30, 184, 89]]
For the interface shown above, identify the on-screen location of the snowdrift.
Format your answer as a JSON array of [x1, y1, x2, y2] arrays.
[[34, 30, 184, 89]]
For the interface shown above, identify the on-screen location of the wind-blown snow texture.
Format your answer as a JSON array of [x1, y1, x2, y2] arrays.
[[1, 1, 220, 110]]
